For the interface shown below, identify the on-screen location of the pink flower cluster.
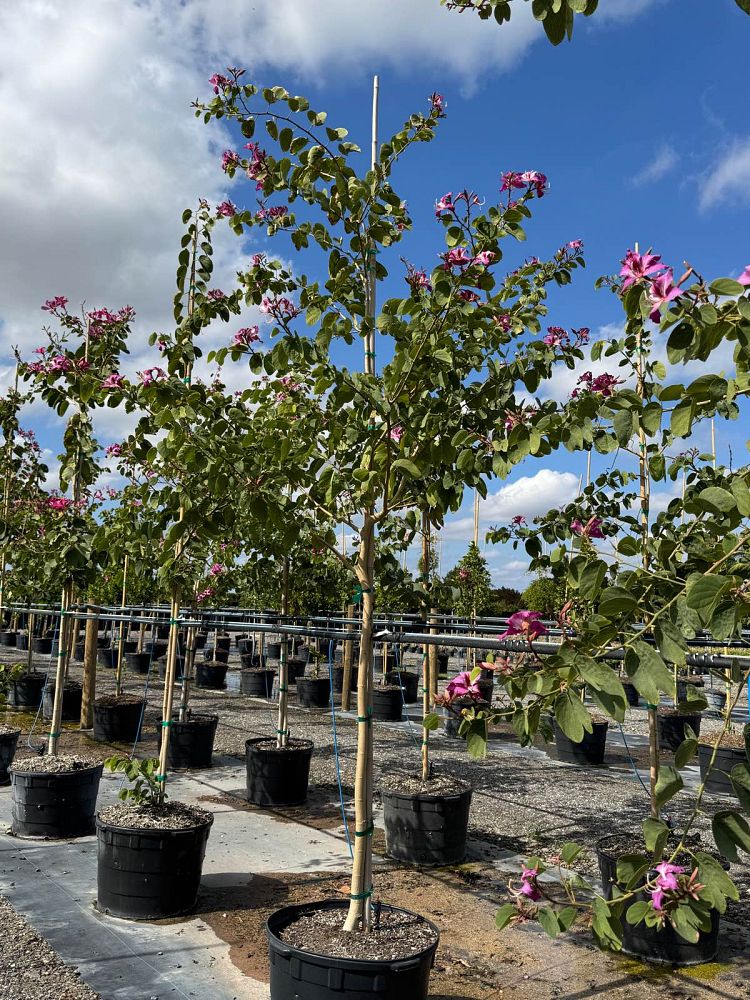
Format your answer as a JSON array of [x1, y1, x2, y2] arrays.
[[517, 864, 542, 902], [434, 190, 482, 219], [27, 354, 90, 377], [498, 611, 547, 641], [257, 205, 288, 222], [739, 265, 750, 286], [619, 249, 684, 322], [572, 371, 623, 399], [196, 586, 215, 604], [429, 92, 446, 115], [138, 367, 166, 386], [441, 247, 495, 271], [511, 515, 526, 526], [209, 563, 225, 577], [571, 516, 605, 539], [105, 443, 122, 458], [261, 297, 301, 322], [47, 496, 72, 512], [275, 374, 302, 402], [405, 264, 432, 294], [208, 289, 226, 301], [542, 326, 589, 349], [209, 73, 231, 94], [442, 670, 482, 703], [500, 171, 547, 199], [102, 372, 124, 390], [88, 306, 134, 339], [244, 141, 268, 190], [221, 149, 240, 172], [41, 295, 68, 313], [389, 425, 404, 443], [232, 326, 260, 347], [503, 406, 538, 432]]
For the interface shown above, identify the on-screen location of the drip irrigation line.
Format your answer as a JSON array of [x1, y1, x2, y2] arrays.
[[616, 722, 651, 800], [328, 641, 353, 859]]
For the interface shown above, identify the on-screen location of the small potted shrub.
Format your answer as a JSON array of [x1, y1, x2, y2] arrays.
[[97, 755, 213, 919]]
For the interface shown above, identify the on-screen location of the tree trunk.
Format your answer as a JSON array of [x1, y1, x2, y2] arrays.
[[157, 589, 181, 802], [341, 602, 355, 712], [48, 584, 73, 754], [115, 555, 129, 698], [80, 605, 98, 729], [344, 516, 375, 932], [421, 515, 431, 783]]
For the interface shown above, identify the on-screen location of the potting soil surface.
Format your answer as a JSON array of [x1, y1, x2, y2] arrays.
[[1, 641, 750, 998]]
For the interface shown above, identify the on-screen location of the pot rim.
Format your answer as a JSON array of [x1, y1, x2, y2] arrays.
[[95, 810, 214, 836]]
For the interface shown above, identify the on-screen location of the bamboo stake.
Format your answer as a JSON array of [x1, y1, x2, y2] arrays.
[[0, 362, 20, 623], [421, 514, 431, 783], [276, 557, 290, 749], [344, 74, 379, 934], [80, 604, 98, 730], [341, 602, 355, 712], [114, 554, 129, 697]]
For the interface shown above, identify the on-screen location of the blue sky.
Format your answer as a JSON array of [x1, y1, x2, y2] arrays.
[[0, 0, 747, 589]]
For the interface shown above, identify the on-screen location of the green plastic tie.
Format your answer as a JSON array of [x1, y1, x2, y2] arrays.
[[276, 728, 288, 735], [352, 585, 374, 604], [356, 711, 372, 724], [279, 685, 288, 693], [349, 887, 373, 901], [48, 731, 62, 738], [354, 824, 374, 838], [646, 702, 659, 710], [161, 720, 172, 728], [155, 774, 167, 782]]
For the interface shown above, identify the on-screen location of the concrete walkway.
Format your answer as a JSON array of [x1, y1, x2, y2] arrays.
[[0, 757, 353, 1000]]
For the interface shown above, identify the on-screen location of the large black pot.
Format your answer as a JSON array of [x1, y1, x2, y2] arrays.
[[31, 636, 53, 656], [42, 682, 83, 722], [240, 668, 276, 698], [623, 682, 640, 707], [16, 633, 29, 651], [97, 646, 119, 670], [372, 687, 403, 722], [214, 635, 231, 652], [0, 729, 20, 785], [245, 738, 313, 807], [443, 698, 489, 738], [266, 900, 439, 1000], [385, 670, 419, 704], [125, 651, 152, 675], [194, 632, 207, 650], [9, 672, 46, 709], [0, 630, 18, 647], [145, 640, 169, 660], [287, 658, 307, 685], [266, 642, 282, 661], [96, 813, 213, 920], [382, 785, 472, 867], [11, 763, 103, 838], [156, 712, 218, 769], [195, 661, 229, 690], [240, 651, 266, 669], [436, 652, 449, 678], [331, 665, 359, 694], [204, 646, 229, 664], [123, 639, 138, 654], [334, 645, 360, 664], [596, 835, 720, 965], [658, 711, 703, 753], [554, 719, 609, 766], [698, 743, 746, 795], [93, 698, 144, 743], [237, 638, 255, 655], [297, 677, 331, 709], [374, 651, 397, 674]]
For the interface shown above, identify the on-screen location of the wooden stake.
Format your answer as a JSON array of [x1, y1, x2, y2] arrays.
[[114, 554, 129, 698], [421, 514, 431, 783], [341, 602, 355, 712], [80, 605, 98, 730]]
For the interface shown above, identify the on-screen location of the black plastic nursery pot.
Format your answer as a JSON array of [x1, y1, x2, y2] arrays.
[[297, 677, 331, 709], [74, 641, 85, 661], [241, 668, 276, 698], [476, 678, 494, 705], [16, 633, 29, 651], [0, 730, 21, 785], [214, 635, 232, 652], [436, 652, 449, 678], [42, 681, 83, 722], [245, 738, 314, 807], [96, 813, 214, 920], [698, 742, 746, 795], [125, 651, 152, 675], [204, 646, 230, 664], [0, 630, 17, 647], [623, 681, 640, 707], [382, 785, 472, 867], [705, 689, 727, 713], [385, 671, 419, 704], [373, 651, 397, 674], [266, 900, 439, 1000], [238, 638, 254, 655], [146, 640, 169, 660], [331, 665, 359, 694], [97, 646, 119, 670], [9, 672, 46, 709], [93, 697, 144, 743], [240, 651, 266, 669], [97, 634, 112, 648], [123, 639, 138, 654], [195, 661, 229, 690], [371, 687, 403, 722], [266, 642, 282, 661], [677, 678, 705, 702], [554, 719, 609, 766], [443, 699, 489, 738], [31, 635, 53, 656], [287, 658, 307, 685], [596, 835, 720, 966], [11, 762, 104, 838], [658, 711, 702, 753], [156, 712, 218, 769], [194, 632, 207, 650]]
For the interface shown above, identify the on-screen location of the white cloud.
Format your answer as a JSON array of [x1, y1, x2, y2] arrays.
[[632, 144, 679, 187], [593, 0, 664, 22], [699, 137, 750, 211]]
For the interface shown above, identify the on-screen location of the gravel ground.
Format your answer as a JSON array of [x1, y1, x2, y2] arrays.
[[0, 896, 100, 1000]]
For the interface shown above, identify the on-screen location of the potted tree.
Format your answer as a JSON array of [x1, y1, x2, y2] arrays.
[[199, 72, 586, 993]]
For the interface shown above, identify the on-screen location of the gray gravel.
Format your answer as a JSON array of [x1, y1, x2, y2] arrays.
[[9, 754, 101, 774], [0, 895, 100, 1000], [99, 799, 213, 830], [0, 724, 21, 736]]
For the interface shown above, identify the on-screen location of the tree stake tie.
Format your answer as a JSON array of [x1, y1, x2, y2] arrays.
[[349, 887, 373, 901], [352, 585, 374, 604], [354, 823, 374, 838], [161, 720, 172, 727], [155, 774, 167, 782], [357, 709, 373, 725]]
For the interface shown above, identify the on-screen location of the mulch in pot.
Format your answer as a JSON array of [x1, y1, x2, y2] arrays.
[[10, 753, 100, 775], [94, 692, 144, 709], [98, 799, 211, 831], [380, 772, 470, 797], [278, 905, 438, 962]]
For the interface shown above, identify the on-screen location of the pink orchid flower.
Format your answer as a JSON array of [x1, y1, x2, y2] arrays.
[[571, 516, 605, 539], [648, 270, 683, 322], [738, 265, 750, 286], [498, 611, 548, 641], [443, 670, 482, 702], [101, 373, 124, 390], [620, 248, 665, 289]]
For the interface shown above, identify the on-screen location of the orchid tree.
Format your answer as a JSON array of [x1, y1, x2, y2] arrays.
[[465, 252, 750, 952], [440, 0, 750, 45], [21, 298, 133, 752], [198, 72, 591, 931]]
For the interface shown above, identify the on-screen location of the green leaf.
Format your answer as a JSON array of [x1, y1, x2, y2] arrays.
[[554, 690, 593, 743], [730, 478, 750, 516], [598, 586, 637, 616], [628, 640, 675, 703], [560, 842, 583, 865], [422, 712, 441, 731], [643, 818, 670, 859], [694, 851, 739, 913], [730, 762, 750, 813], [495, 902, 517, 931], [391, 458, 421, 479], [669, 903, 701, 944], [557, 905, 577, 932], [591, 896, 622, 951], [625, 900, 652, 925], [675, 735, 699, 769], [576, 655, 624, 698], [685, 575, 729, 619], [579, 561, 607, 600], [698, 487, 736, 512], [712, 809, 750, 862], [537, 907, 561, 938], [655, 766, 684, 806], [654, 620, 687, 666], [671, 399, 694, 438], [737, 0, 750, 17], [709, 277, 745, 296]]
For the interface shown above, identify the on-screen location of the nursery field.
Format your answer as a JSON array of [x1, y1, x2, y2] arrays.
[[2, 631, 749, 1000]]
